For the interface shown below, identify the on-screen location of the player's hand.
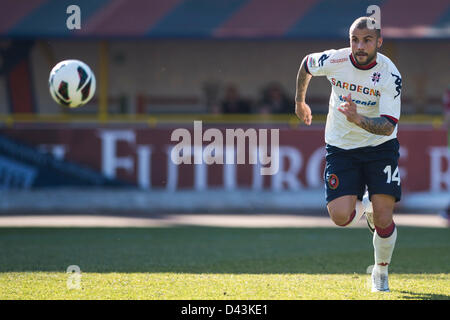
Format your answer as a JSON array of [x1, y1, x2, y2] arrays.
[[295, 101, 312, 125], [338, 93, 361, 124]]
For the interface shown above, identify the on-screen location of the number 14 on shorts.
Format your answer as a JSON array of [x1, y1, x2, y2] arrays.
[[384, 165, 400, 186]]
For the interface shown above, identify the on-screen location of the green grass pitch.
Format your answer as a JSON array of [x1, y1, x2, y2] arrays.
[[0, 226, 449, 300]]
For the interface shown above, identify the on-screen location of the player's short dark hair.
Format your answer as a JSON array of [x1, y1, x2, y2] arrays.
[[350, 17, 381, 38]]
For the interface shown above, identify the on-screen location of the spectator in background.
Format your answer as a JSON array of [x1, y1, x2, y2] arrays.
[[220, 84, 252, 114], [441, 84, 450, 226], [202, 79, 222, 114], [443, 84, 450, 135], [258, 82, 291, 114]]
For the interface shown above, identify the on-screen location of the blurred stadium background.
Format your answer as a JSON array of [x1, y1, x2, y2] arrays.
[[0, 0, 449, 217]]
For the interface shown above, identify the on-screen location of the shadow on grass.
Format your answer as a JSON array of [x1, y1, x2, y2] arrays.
[[0, 226, 448, 274], [398, 291, 450, 300]]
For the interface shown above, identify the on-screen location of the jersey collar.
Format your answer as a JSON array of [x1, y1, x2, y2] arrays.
[[349, 53, 377, 70]]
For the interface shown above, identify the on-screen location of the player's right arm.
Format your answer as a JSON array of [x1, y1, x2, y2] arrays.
[[295, 49, 336, 125], [295, 55, 313, 125]]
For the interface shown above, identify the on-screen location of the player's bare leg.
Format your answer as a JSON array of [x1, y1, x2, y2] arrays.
[[327, 195, 367, 227], [370, 194, 397, 292]]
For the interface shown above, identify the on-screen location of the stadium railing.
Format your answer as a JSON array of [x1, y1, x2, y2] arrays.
[[0, 113, 444, 128]]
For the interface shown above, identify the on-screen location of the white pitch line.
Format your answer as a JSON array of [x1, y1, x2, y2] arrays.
[[0, 214, 447, 228], [0, 215, 172, 227]]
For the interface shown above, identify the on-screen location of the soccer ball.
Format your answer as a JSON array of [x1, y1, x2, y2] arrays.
[[49, 59, 96, 108]]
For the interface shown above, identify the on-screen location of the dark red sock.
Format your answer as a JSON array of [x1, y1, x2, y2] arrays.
[[375, 222, 396, 238]]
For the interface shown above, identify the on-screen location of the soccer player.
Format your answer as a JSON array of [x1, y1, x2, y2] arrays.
[[294, 17, 402, 292]]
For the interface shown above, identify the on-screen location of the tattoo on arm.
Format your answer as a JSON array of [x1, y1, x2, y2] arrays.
[[295, 57, 312, 103], [358, 116, 395, 136]]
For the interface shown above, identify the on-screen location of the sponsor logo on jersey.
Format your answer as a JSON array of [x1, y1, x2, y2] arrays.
[[331, 78, 380, 97], [338, 95, 376, 106], [330, 57, 348, 64], [318, 54, 330, 67], [390, 73, 402, 99], [371, 72, 381, 85]]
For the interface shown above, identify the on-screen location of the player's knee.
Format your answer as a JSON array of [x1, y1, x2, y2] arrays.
[[373, 211, 393, 229], [327, 207, 354, 226], [372, 200, 394, 228]]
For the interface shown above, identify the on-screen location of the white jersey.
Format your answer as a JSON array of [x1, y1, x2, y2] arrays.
[[305, 47, 402, 149]]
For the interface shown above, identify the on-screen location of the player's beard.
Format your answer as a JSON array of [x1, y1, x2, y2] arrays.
[[354, 49, 377, 66]]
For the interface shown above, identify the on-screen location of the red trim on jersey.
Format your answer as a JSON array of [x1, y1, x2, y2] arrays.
[[380, 114, 398, 124], [349, 54, 377, 70], [304, 55, 311, 75]]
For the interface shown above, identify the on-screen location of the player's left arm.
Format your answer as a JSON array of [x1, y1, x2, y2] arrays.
[[357, 115, 395, 135], [338, 93, 395, 136]]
